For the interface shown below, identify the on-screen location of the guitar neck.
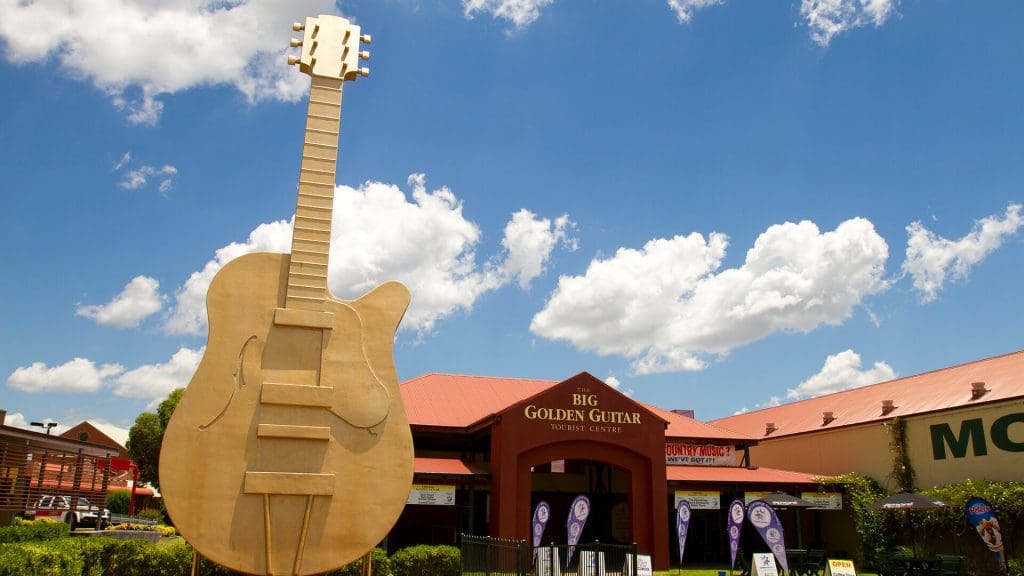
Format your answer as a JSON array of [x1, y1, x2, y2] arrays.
[[286, 75, 345, 311]]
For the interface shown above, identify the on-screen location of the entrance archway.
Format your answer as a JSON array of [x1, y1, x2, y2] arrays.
[[530, 459, 632, 545]]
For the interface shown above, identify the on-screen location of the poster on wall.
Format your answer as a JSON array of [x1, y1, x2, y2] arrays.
[[748, 500, 788, 574], [675, 490, 721, 510], [801, 492, 843, 510], [665, 443, 735, 466], [407, 484, 456, 505]]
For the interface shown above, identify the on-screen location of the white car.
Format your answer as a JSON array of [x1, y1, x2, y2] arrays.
[[26, 495, 110, 530]]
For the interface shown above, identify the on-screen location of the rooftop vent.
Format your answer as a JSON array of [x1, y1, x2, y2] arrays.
[[765, 422, 777, 435], [881, 399, 896, 415], [971, 381, 988, 400], [672, 409, 695, 419], [822, 411, 836, 426]]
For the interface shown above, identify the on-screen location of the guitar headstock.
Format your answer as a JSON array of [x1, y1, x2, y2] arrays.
[[288, 15, 371, 81]]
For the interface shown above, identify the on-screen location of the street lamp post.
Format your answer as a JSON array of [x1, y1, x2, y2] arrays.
[[30, 421, 58, 435]]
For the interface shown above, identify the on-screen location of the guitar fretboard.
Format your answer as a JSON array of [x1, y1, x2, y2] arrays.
[[286, 75, 344, 311]]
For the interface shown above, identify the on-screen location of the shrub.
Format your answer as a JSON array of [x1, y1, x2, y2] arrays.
[[137, 508, 164, 522], [0, 518, 69, 543], [389, 545, 460, 576], [326, 547, 391, 576], [106, 490, 131, 515]]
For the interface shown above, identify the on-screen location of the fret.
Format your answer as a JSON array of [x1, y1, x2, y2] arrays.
[[291, 250, 329, 266], [296, 193, 334, 208], [295, 205, 332, 216], [292, 230, 331, 244], [285, 75, 344, 310], [306, 126, 340, 136], [301, 144, 337, 160], [297, 170, 334, 186]]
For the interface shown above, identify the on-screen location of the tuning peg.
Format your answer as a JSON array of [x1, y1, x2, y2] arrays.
[[360, 33, 372, 45], [358, 67, 370, 78], [292, 22, 305, 31], [290, 38, 302, 47], [359, 50, 370, 61], [287, 55, 299, 66]]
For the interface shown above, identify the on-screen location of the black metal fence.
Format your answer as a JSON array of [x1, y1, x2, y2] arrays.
[[461, 535, 639, 576]]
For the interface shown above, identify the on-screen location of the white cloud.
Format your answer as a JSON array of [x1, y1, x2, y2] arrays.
[[0, 0, 336, 124], [76, 275, 165, 328], [667, 0, 726, 24], [120, 164, 178, 194], [164, 219, 293, 334], [531, 218, 889, 374], [800, 0, 898, 47], [164, 174, 574, 335], [903, 203, 1023, 303], [500, 210, 576, 289], [6, 358, 125, 393], [113, 151, 131, 171], [112, 347, 203, 407], [462, 0, 553, 30], [787, 349, 895, 400]]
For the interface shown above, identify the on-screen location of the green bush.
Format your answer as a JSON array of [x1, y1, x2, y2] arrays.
[[0, 537, 191, 576], [0, 537, 436, 576], [389, 545, 460, 576], [0, 518, 69, 543], [327, 547, 391, 576], [137, 508, 164, 522], [106, 490, 131, 515]]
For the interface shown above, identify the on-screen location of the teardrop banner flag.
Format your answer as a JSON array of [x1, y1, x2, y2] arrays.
[[727, 499, 745, 569], [567, 495, 591, 564], [747, 499, 788, 574], [533, 501, 551, 560], [965, 496, 1008, 574], [677, 499, 692, 564]]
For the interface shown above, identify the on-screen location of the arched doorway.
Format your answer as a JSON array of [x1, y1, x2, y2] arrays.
[[530, 459, 633, 545]]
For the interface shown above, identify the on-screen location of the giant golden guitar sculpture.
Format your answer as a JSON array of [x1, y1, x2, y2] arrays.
[[159, 15, 413, 576]]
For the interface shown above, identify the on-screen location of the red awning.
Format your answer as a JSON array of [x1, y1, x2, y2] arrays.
[[106, 485, 154, 497], [666, 465, 824, 484], [414, 457, 488, 476]]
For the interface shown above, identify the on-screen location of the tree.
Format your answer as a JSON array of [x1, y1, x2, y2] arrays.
[[126, 388, 185, 489]]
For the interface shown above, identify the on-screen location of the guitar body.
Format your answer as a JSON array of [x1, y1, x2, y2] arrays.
[[160, 252, 413, 575]]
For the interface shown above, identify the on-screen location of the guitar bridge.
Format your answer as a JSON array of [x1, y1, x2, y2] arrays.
[[274, 307, 334, 329]]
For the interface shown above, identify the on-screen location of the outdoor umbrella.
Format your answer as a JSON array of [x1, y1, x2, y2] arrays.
[[763, 492, 817, 548], [870, 492, 952, 557]]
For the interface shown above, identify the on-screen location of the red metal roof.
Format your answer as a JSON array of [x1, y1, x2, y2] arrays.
[[414, 457, 488, 476], [402, 374, 559, 428], [666, 465, 823, 484], [644, 403, 755, 442], [710, 349, 1024, 439], [401, 373, 753, 443]]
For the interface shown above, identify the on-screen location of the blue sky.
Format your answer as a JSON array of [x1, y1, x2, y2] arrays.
[[1, 0, 1022, 444]]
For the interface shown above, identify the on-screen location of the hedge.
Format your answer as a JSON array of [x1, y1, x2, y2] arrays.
[[0, 538, 445, 576], [389, 545, 460, 576], [0, 519, 69, 544]]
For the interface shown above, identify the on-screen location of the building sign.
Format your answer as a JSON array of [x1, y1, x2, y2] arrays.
[[523, 385, 642, 434], [674, 490, 721, 510], [800, 492, 843, 510], [407, 484, 456, 506], [930, 412, 1024, 460], [665, 443, 735, 466]]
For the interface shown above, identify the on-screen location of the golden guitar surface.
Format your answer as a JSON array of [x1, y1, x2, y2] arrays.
[[160, 15, 411, 575], [160, 252, 413, 575]]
